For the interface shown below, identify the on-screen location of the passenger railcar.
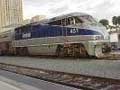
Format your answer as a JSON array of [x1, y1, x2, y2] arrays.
[[0, 30, 14, 55], [0, 12, 111, 58]]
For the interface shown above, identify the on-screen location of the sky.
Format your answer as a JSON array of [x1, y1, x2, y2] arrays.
[[23, 0, 120, 21]]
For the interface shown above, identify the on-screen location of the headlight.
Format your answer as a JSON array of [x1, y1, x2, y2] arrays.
[[94, 35, 102, 40], [102, 44, 111, 53]]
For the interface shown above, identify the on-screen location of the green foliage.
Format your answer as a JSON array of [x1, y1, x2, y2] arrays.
[[117, 16, 120, 25], [100, 16, 120, 31], [112, 16, 118, 25], [99, 19, 109, 27], [112, 16, 120, 25]]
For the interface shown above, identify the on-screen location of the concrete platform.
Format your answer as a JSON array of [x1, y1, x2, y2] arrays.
[[0, 70, 79, 90], [102, 51, 120, 59], [0, 80, 21, 90], [0, 56, 119, 80]]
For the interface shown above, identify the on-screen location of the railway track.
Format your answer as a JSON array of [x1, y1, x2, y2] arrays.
[[0, 63, 119, 90]]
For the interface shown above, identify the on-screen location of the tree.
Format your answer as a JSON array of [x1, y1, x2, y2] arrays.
[[99, 19, 109, 29], [117, 16, 120, 25], [112, 16, 120, 31], [112, 16, 118, 26]]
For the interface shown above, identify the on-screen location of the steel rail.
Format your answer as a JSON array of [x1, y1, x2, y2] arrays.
[[0, 63, 119, 90]]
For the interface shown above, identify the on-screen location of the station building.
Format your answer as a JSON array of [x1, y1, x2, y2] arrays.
[[109, 29, 120, 50], [0, 0, 23, 32], [30, 15, 46, 23]]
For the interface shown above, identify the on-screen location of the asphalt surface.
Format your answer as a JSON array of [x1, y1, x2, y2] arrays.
[[0, 80, 21, 90], [0, 56, 119, 79], [0, 70, 80, 90]]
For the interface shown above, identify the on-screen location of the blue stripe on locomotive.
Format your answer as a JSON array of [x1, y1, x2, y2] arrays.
[[15, 24, 102, 40]]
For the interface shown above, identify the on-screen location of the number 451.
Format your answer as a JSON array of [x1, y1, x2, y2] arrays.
[[70, 28, 79, 34]]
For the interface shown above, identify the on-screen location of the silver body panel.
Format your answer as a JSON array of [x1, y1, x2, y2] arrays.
[[12, 35, 109, 57], [4, 12, 110, 57]]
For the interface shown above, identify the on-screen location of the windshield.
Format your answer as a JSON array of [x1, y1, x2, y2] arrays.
[[79, 15, 97, 24]]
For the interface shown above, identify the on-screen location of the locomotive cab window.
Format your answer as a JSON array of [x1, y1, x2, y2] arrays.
[[66, 16, 83, 26], [48, 17, 83, 26], [79, 15, 97, 24], [74, 16, 83, 24]]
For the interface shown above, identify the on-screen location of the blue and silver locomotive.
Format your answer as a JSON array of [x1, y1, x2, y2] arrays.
[[0, 12, 111, 58]]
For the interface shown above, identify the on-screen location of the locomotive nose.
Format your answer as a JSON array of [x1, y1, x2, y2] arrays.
[[100, 26, 110, 40]]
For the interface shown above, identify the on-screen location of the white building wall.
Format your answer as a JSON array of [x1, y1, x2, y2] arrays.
[[0, 0, 23, 31], [110, 32, 120, 49], [110, 33, 119, 42]]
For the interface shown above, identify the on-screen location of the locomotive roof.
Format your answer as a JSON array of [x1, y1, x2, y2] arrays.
[[32, 12, 89, 25], [47, 12, 89, 22], [16, 12, 90, 28]]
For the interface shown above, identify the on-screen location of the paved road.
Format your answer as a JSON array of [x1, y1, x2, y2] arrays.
[[0, 70, 80, 90], [0, 80, 21, 90], [0, 56, 120, 79]]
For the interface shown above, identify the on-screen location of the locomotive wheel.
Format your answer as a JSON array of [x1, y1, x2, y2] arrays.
[[79, 44, 88, 57], [16, 47, 20, 55], [71, 43, 88, 58], [22, 47, 29, 56], [63, 47, 70, 57], [56, 45, 70, 57], [0, 49, 3, 56], [56, 45, 64, 57], [16, 47, 29, 56], [56, 44, 88, 58]]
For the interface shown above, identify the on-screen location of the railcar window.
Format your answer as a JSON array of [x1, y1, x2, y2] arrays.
[[48, 16, 83, 26], [48, 20, 61, 25], [61, 19, 66, 26], [119, 34, 120, 41], [49, 18, 68, 26], [15, 28, 21, 34], [22, 25, 31, 31]]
